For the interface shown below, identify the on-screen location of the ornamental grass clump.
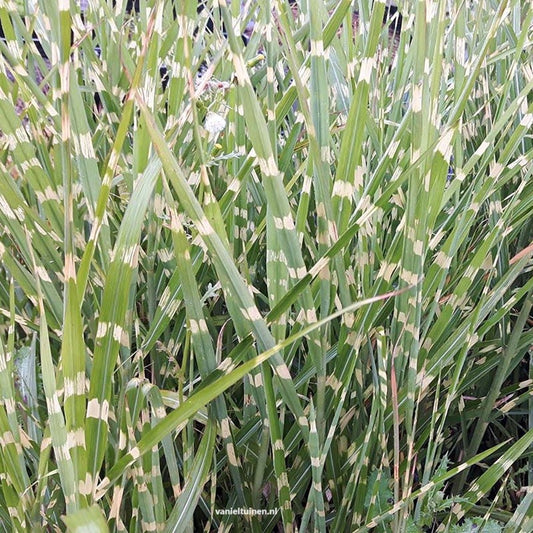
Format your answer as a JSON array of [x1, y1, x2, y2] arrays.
[[0, 0, 532, 531]]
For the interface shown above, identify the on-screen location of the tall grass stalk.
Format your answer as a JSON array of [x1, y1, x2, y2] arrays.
[[0, 0, 532, 531]]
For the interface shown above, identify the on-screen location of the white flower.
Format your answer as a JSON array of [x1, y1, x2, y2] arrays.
[[204, 112, 226, 136]]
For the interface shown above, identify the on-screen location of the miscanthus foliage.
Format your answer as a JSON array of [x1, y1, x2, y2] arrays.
[[0, 0, 532, 531]]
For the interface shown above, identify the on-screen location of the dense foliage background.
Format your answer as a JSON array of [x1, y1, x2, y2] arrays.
[[0, 0, 532, 531]]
